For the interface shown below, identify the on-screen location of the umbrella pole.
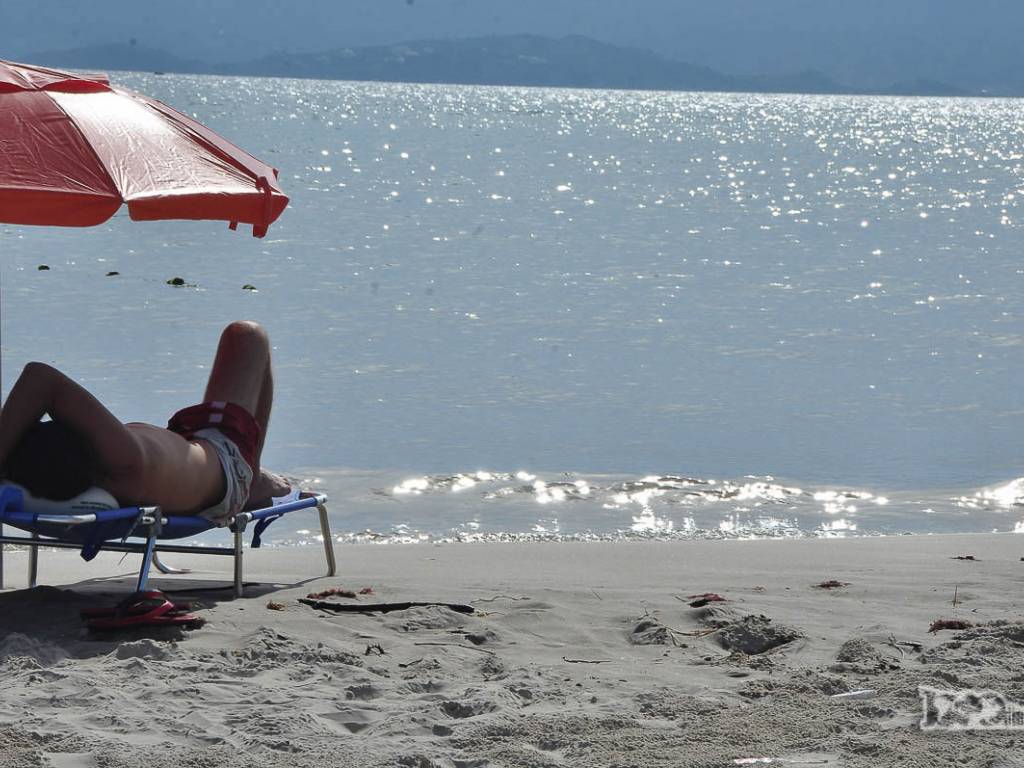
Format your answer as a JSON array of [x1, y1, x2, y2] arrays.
[[1, 262, 4, 404]]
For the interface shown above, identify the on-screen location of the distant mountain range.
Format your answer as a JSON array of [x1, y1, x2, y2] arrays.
[[25, 34, 973, 97]]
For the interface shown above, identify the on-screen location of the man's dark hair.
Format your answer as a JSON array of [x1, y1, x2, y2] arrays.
[[4, 420, 96, 501]]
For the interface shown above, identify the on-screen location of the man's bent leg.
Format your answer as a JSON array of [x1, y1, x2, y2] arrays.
[[203, 321, 270, 425], [243, 362, 292, 505], [202, 322, 291, 507], [252, 364, 273, 467]]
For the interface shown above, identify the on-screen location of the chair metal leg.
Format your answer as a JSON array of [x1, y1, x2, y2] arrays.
[[134, 506, 162, 593], [318, 502, 337, 577], [233, 527, 244, 598], [152, 552, 190, 575], [135, 533, 158, 592], [0, 521, 5, 590], [28, 532, 39, 589]]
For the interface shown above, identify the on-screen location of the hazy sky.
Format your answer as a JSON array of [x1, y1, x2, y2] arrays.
[[3, 0, 1022, 89]]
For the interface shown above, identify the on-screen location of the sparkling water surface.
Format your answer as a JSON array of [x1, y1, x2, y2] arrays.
[[3, 74, 1024, 542]]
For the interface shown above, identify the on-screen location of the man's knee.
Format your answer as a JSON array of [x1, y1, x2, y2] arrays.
[[222, 321, 269, 349]]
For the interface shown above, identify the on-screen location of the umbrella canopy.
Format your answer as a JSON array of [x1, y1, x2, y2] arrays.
[[0, 59, 288, 237]]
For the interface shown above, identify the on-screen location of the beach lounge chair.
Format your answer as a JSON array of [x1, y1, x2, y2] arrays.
[[0, 484, 337, 598]]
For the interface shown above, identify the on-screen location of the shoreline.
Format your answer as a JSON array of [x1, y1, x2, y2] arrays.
[[279, 467, 1024, 543], [2, 532, 1024, 766]]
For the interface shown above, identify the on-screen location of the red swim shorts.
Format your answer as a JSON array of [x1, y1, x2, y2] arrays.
[[167, 401, 261, 473]]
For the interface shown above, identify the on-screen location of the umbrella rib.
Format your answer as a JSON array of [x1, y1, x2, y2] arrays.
[[132, 93, 274, 186], [126, 91, 283, 233]]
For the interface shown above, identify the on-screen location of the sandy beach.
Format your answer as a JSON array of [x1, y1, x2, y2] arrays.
[[1, 534, 1023, 767]]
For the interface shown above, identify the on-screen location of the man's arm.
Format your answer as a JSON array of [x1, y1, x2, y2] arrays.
[[0, 362, 141, 479]]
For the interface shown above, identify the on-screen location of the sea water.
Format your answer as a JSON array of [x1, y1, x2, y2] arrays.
[[3, 73, 1024, 542]]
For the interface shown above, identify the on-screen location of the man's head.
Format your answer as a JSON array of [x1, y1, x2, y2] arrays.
[[4, 420, 96, 501]]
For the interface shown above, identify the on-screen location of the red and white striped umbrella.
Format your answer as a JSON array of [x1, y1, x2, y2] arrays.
[[0, 59, 288, 237]]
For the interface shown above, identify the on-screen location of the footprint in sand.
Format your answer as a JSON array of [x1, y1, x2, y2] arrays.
[[345, 682, 383, 700], [440, 699, 499, 719], [321, 707, 383, 734]]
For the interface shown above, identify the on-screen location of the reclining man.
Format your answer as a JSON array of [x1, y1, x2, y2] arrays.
[[0, 321, 293, 522]]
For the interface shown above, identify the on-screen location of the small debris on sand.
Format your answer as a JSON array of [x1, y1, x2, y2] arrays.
[[951, 555, 978, 561], [307, 587, 358, 600], [813, 580, 849, 589], [266, 601, 286, 611], [830, 689, 877, 701], [929, 618, 973, 633], [688, 592, 727, 607]]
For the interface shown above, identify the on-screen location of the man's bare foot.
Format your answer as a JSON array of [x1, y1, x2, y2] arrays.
[[245, 469, 295, 510]]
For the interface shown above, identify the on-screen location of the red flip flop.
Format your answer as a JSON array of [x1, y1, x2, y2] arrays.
[[81, 590, 192, 619], [83, 590, 203, 631]]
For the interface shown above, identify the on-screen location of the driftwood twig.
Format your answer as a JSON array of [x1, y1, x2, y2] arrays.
[[885, 633, 923, 657], [929, 618, 973, 633], [300, 599, 474, 615]]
